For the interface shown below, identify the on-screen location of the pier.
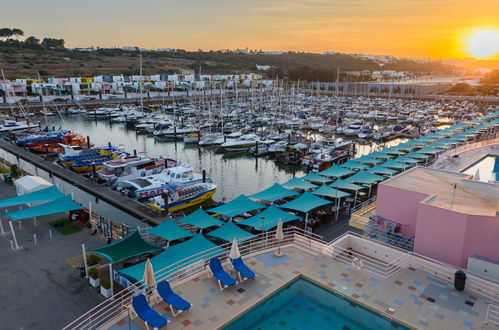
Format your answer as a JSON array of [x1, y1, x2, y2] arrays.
[[0, 140, 165, 226]]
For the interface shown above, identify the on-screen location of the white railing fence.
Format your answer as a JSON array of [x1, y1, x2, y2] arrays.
[[486, 304, 499, 327]]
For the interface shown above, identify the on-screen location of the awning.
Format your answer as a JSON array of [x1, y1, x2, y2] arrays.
[[355, 155, 383, 165], [395, 156, 421, 164], [380, 147, 406, 156], [415, 146, 440, 155], [249, 183, 299, 202], [207, 221, 256, 242], [207, 195, 265, 218], [346, 171, 386, 185], [312, 185, 351, 199], [147, 218, 194, 241], [118, 234, 225, 282], [176, 208, 223, 229], [92, 230, 162, 263], [318, 164, 355, 178], [393, 142, 418, 152], [279, 192, 332, 213], [238, 205, 301, 231], [405, 152, 432, 159], [0, 186, 64, 208], [329, 179, 366, 191], [342, 159, 371, 170], [300, 172, 333, 184], [367, 165, 398, 176], [6, 195, 84, 221], [282, 177, 318, 191]]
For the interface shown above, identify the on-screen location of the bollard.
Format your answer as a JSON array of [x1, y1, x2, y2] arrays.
[[134, 149, 137, 156], [202, 170, 206, 183], [86, 136, 91, 148], [33, 234, 37, 245], [92, 162, 97, 182], [255, 141, 259, 157]]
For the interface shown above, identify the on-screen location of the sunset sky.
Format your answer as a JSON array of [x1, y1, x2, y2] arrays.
[[2, 0, 498, 59]]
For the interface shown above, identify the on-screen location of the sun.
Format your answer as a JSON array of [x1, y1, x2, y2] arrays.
[[465, 30, 499, 59]]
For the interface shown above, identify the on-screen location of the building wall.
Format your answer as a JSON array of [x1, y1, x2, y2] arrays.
[[462, 214, 499, 267], [375, 184, 428, 236], [413, 203, 468, 267]]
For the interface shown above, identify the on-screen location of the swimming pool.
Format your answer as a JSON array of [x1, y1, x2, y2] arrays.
[[223, 277, 409, 330], [462, 155, 498, 182]]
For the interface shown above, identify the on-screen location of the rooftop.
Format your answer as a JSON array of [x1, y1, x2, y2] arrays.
[[382, 167, 498, 216]]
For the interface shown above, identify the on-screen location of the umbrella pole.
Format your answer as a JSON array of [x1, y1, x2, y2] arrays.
[[9, 221, 19, 250], [82, 243, 88, 278], [109, 263, 114, 297], [335, 197, 340, 222], [354, 190, 358, 207]]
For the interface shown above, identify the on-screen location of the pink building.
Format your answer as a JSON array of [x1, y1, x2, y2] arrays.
[[375, 166, 498, 268]]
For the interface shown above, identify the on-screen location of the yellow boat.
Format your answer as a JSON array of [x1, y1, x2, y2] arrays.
[[147, 183, 217, 213]]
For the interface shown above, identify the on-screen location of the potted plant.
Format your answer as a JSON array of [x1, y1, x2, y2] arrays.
[[87, 254, 101, 266], [100, 278, 112, 298], [88, 267, 100, 288]]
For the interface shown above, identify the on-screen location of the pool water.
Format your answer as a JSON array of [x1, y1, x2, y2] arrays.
[[223, 278, 409, 330], [462, 155, 498, 182]]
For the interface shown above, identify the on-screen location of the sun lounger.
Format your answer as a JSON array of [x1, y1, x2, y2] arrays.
[[157, 280, 192, 316], [208, 258, 237, 290], [131, 294, 169, 330], [231, 257, 257, 282]]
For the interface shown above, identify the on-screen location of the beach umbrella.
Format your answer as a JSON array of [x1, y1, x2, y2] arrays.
[[228, 238, 241, 260], [275, 219, 284, 256], [473, 169, 480, 181], [143, 258, 156, 288]]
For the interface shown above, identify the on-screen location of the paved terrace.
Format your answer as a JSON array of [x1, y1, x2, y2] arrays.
[[103, 236, 497, 330]]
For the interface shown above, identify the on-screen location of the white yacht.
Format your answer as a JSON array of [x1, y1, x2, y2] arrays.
[[221, 134, 261, 152]]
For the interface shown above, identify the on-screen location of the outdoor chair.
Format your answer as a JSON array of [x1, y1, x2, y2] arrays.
[[230, 257, 257, 282], [208, 258, 236, 290], [131, 294, 169, 330], [157, 280, 192, 317]]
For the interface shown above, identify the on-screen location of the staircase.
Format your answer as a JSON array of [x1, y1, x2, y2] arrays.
[[348, 200, 377, 230]]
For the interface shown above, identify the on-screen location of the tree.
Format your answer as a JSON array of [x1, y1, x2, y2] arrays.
[[41, 37, 65, 49], [0, 28, 13, 40], [11, 28, 24, 40], [24, 36, 40, 47]]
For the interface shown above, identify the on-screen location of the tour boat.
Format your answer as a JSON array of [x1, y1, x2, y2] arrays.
[[97, 156, 176, 182], [147, 182, 217, 212]]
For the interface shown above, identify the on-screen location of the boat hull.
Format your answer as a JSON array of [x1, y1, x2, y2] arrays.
[[147, 188, 217, 213]]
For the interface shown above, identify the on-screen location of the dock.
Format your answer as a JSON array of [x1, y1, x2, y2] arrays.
[[0, 140, 165, 226]]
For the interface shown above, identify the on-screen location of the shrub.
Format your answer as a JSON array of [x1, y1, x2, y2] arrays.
[[86, 254, 101, 266], [88, 267, 100, 280], [100, 278, 111, 289]]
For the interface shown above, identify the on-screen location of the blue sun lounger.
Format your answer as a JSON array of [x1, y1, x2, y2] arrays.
[[209, 258, 237, 290], [231, 257, 257, 282], [157, 280, 192, 316], [131, 294, 169, 330]]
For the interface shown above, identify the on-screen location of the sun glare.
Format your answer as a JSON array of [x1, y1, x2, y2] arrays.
[[465, 29, 499, 59]]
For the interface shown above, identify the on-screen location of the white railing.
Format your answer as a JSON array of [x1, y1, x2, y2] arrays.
[[64, 229, 499, 330], [486, 304, 499, 327], [63, 227, 321, 330]]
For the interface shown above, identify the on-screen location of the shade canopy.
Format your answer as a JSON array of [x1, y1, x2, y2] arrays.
[[380, 147, 405, 155], [355, 155, 383, 165], [330, 179, 365, 191], [207, 195, 265, 218], [382, 159, 413, 170], [279, 192, 332, 213], [416, 146, 440, 155], [395, 156, 421, 164], [317, 165, 355, 178], [312, 185, 351, 198], [176, 208, 223, 229], [405, 152, 432, 159], [300, 172, 333, 184], [238, 205, 301, 231], [282, 177, 318, 191], [118, 234, 225, 282], [249, 183, 299, 202], [368, 151, 392, 160], [0, 186, 64, 209], [346, 171, 386, 185], [342, 159, 371, 170], [393, 143, 418, 152], [147, 218, 194, 241], [207, 221, 256, 242], [6, 195, 84, 221], [367, 165, 398, 176], [92, 230, 163, 263]]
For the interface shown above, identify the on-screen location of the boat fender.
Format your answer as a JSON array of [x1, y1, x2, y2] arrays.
[[352, 257, 364, 271]]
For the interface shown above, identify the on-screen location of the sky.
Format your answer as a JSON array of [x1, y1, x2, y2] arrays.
[[1, 0, 498, 59]]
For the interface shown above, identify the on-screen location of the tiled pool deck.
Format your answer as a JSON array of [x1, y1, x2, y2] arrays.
[[110, 247, 493, 330]]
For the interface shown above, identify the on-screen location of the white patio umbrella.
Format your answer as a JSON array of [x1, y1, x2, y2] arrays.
[[143, 258, 156, 294], [473, 168, 480, 180], [275, 218, 284, 257], [229, 238, 241, 260]]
